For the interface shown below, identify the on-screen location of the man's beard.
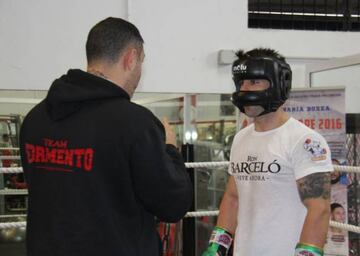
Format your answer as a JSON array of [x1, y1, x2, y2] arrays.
[[244, 105, 265, 117]]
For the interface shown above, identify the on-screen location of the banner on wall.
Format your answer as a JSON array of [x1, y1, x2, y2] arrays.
[[283, 88, 348, 256], [283, 88, 346, 161], [238, 88, 346, 159]]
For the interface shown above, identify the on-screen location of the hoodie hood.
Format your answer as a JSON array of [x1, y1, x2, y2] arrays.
[[46, 69, 130, 120]]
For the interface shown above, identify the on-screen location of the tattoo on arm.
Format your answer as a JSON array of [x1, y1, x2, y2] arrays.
[[297, 172, 331, 202]]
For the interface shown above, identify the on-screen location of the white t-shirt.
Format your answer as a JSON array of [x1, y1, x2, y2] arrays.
[[228, 117, 333, 256]]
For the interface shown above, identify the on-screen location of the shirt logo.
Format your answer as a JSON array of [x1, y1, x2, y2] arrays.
[[230, 156, 281, 182], [24, 138, 95, 172], [303, 138, 327, 161]]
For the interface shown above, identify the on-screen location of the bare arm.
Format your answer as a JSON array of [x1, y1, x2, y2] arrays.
[[297, 172, 331, 248], [216, 176, 238, 234]]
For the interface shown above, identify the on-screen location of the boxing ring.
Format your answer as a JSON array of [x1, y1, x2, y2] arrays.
[[0, 159, 360, 234]]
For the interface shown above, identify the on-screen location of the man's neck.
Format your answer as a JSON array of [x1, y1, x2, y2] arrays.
[[87, 68, 109, 80], [87, 64, 125, 87], [87, 65, 128, 94], [253, 109, 290, 132]]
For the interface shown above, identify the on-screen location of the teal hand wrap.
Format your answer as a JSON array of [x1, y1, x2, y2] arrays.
[[202, 243, 221, 256], [202, 227, 233, 256], [295, 243, 324, 256]]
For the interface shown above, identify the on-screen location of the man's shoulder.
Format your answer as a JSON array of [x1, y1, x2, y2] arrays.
[[118, 101, 163, 130], [286, 118, 330, 156], [285, 117, 319, 137], [106, 98, 156, 120], [233, 124, 254, 141], [22, 100, 47, 123], [129, 101, 158, 120]]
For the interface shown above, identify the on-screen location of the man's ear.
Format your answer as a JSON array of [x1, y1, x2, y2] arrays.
[[122, 48, 138, 72]]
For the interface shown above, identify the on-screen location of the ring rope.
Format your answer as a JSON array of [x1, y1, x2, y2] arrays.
[[0, 155, 21, 160], [0, 167, 23, 173], [185, 161, 230, 168], [0, 214, 27, 219], [185, 210, 219, 217], [333, 165, 360, 173], [184, 210, 360, 234], [329, 220, 360, 233], [1, 164, 359, 173], [0, 221, 26, 229], [0, 189, 28, 195], [1, 213, 360, 234], [0, 147, 20, 150], [0, 147, 20, 151]]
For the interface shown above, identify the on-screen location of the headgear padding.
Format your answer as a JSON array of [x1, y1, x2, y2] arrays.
[[231, 56, 292, 115]]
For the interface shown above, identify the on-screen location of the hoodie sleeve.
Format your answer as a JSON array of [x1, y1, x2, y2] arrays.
[[130, 120, 193, 223]]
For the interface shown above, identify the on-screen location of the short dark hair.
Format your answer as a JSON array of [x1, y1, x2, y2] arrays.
[[235, 48, 286, 63], [331, 203, 344, 212], [86, 17, 144, 64]]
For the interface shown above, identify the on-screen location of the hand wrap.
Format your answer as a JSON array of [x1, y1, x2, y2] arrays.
[[295, 243, 324, 256], [202, 226, 233, 256]]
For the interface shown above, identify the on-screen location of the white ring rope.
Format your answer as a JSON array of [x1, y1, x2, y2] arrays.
[[0, 155, 21, 160], [0, 147, 20, 151], [185, 210, 220, 217], [0, 189, 28, 195], [185, 161, 230, 168], [334, 165, 360, 173], [0, 221, 26, 229], [0, 214, 27, 219], [1, 212, 360, 234], [1, 164, 359, 173], [0, 167, 23, 173], [330, 220, 360, 234], [184, 210, 360, 234]]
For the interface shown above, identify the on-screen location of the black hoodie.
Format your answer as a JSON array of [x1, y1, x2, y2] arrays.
[[19, 69, 193, 256]]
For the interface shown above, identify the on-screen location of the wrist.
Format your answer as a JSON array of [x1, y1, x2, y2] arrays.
[[209, 226, 233, 250], [295, 242, 324, 256], [202, 226, 233, 256]]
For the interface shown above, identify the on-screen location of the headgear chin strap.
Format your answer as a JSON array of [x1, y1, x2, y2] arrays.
[[231, 56, 292, 116]]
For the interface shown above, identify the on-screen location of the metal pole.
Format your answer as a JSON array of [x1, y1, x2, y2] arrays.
[[181, 143, 195, 256]]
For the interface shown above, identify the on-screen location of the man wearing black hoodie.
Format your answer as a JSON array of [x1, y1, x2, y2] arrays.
[[19, 17, 193, 256]]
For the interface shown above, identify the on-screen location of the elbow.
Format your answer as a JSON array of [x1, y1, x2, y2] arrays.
[[158, 210, 187, 223], [157, 188, 194, 223], [157, 202, 192, 223]]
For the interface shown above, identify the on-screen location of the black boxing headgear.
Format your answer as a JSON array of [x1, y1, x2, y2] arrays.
[[231, 55, 292, 116]]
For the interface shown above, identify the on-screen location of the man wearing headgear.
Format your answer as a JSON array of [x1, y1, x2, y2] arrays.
[[203, 48, 332, 256]]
